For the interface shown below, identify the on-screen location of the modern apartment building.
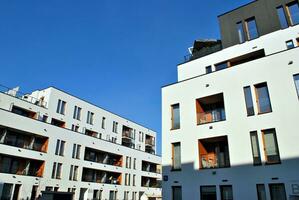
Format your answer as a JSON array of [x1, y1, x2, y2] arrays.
[[162, 0, 299, 199], [0, 85, 162, 200]]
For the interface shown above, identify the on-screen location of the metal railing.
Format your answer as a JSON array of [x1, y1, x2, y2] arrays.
[[183, 44, 223, 63], [0, 84, 47, 108], [197, 108, 226, 124]]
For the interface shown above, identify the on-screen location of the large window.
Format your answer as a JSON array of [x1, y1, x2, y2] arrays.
[[172, 142, 181, 170], [243, 86, 255, 116], [294, 74, 299, 98], [245, 17, 259, 40], [255, 82, 272, 114], [73, 106, 81, 120], [56, 99, 66, 115], [55, 139, 65, 156], [220, 185, 233, 200], [86, 111, 94, 125], [51, 162, 62, 179], [277, 6, 288, 29], [256, 184, 267, 200], [172, 186, 182, 200], [237, 21, 245, 43], [201, 186, 217, 200], [286, 2, 299, 25], [250, 131, 262, 165], [262, 129, 280, 164], [269, 184, 287, 200], [171, 104, 180, 130]]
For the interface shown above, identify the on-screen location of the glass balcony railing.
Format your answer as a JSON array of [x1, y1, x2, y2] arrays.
[[197, 108, 226, 124]]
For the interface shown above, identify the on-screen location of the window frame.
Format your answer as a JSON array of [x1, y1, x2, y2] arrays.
[[276, 6, 289, 29], [171, 142, 181, 171], [286, 1, 299, 26], [250, 131, 262, 165], [171, 103, 180, 130], [245, 17, 259, 40], [236, 21, 245, 43], [254, 82, 272, 114], [262, 129, 281, 165], [243, 86, 255, 116]]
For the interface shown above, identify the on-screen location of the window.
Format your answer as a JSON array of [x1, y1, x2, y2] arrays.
[[243, 86, 255, 116], [133, 158, 136, 169], [269, 183, 287, 200], [86, 111, 94, 125], [71, 124, 79, 132], [255, 82, 272, 114], [72, 144, 81, 159], [124, 173, 130, 186], [215, 62, 229, 71], [172, 142, 181, 170], [237, 21, 245, 43], [69, 165, 78, 181], [262, 129, 280, 164], [286, 40, 295, 49], [172, 186, 182, 200], [286, 2, 299, 25], [256, 184, 266, 200], [171, 104, 180, 130], [277, 6, 288, 29], [56, 99, 66, 115], [1, 183, 13, 200], [55, 139, 65, 156], [220, 185, 233, 200], [124, 191, 129, 200], [51, 162, 62, 179], [201, 186, 217, 200], [101, 117, 106, 129], [245, 17, 259, 40], [205, 66, 212, 74], [293, 74, 299, 98], [133, 174, 136, 186], [250, 131, 262, 165], [73, 106, 81, 120], [109, 190, 117, 200], [112, 121, 118, 133]]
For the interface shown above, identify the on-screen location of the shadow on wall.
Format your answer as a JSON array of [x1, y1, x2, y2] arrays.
[[162, 157, 299, 199]]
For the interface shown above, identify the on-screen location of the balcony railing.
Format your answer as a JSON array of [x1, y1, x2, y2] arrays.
[[183, 44, 222, 63], [0, 84, 47, 108], [200, 153, 230, 169], [197, 108, 226, 124], [122, 130, 134, 139]]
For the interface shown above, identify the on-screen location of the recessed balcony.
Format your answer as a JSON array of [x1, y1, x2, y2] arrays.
[[141, 176, 161, 188], [142, 161, 161, 174], [196, 93, 226, 125], [82, 167, 121, 185], [122, 126, 135, 149], [11, 106, 37, 119], [84, 147, 122, 167]]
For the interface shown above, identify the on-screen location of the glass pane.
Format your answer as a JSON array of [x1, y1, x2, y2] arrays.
[[215, 62, 228, 71], [250, 132, 261, 165], [288, 2, 299, 25], [286, 40, 294, 49], [172, 104, 180, 129], [257, 184, 266, 200], [172, 187, 182, 200], [173, 143, 181, 169], [1, 183, 13, 200], [246, 18, 259, 40], [277, 7, 288, 28], [244, 86, 254, 116], [269, 184, 287, 200], [256, 83, 272, 113], [237, 22, 245, 43], [221, 186, 233, 200], [264, 129, 280, 163], [201, 186, 217, 200], [294, 74, 299, 97]]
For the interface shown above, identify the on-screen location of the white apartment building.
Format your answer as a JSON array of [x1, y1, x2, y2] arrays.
[[162, 0, 299, 199], [0, 85, 162, 200]]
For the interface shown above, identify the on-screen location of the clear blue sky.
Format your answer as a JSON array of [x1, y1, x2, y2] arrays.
[[0, 0, 250, 155]]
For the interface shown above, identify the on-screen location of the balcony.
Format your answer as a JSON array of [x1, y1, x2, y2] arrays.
[[0, 127, 49, 153], [142, 161, 161, 174], [0, 154, 45, 177], [141, 176, 161, 188], [0, 84, 47, 108], [196, 93, 226, 125], [198, 136, 230, 169], [122, 126, 135, 149], [84, 147, 122, 167], [82, 167, 121, 185], [11, 106, 37, 119], [85, 129, 98, 138], [51, 118, 66, 128], [145, 135, 155, 146]]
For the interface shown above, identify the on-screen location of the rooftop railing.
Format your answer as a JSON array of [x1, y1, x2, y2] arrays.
[[0, 84, 47, 108], [183, 44, 223, 63]]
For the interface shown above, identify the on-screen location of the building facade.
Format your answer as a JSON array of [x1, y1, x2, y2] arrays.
[[162, 0, 299, 199], [0, 85, 161, 200]]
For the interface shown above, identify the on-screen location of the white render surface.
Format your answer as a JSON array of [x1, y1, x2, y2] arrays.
[[0, 87, 161, 200], [162, 25, 299, 199]]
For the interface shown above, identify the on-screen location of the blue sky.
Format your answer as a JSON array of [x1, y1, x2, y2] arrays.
[[0, 0, 250, 154]]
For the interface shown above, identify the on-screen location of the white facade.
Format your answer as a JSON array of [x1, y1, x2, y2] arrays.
[[0, 86, 161, 200], [162, 14, 299, 200]]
